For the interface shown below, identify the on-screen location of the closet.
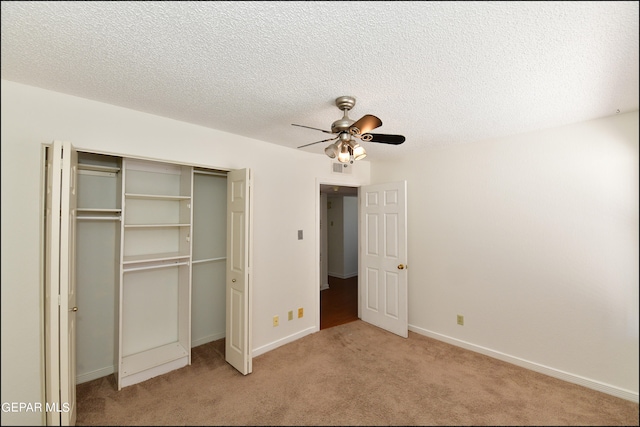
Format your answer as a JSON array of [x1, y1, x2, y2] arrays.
[[45, 141, 252, 426], [75, 153, 122, 385], [70, 149, 239, 390]]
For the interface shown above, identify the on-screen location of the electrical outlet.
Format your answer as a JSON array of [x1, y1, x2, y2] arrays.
[[288, 310, 293, 321], [273, 315, 279, 327], [457, 314, 464, 326], [298, 307, 304, 318]]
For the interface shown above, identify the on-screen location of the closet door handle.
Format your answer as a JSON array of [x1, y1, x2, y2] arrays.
[[70, 306, 78, 312], [232, 279, 236, 283]]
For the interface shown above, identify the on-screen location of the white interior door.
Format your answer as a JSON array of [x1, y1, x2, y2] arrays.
[[225, 168, 253, 375], [44, 140, 78, 425], [359, 181, 408, 338]]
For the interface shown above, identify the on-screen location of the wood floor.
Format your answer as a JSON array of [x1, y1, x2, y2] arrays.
[[320, 275, 358, 330]]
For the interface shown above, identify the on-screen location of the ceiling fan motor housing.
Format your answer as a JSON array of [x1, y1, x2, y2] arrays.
[[335, 96, 356, 111], [331, 117, 354, 133], [331, 96, 356, 133]]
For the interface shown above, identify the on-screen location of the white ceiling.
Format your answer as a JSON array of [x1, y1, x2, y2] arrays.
[[2, 1, 638, 161]]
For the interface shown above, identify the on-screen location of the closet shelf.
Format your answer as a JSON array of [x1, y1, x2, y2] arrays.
[[77, 208, 122, 213], [123, 261, 189, 273], [78, 216, 122, 221], [125, 193, 191, 201], [123, 252, 190, 265], [78, 163, 121, 174], [124, 223, 190, 228]]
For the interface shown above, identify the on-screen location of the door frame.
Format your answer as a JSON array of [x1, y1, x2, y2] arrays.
[[315, 179, 361, 330]]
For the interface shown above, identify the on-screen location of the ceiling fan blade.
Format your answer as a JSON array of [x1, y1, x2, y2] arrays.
[[350, 114, 382, 135], [363, 133, 406, 145], [297, 136, 339, 149], [292, 123, 334, 134]]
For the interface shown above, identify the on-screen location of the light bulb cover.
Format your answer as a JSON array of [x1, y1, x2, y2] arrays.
[[324, 143, 339, 158], [337, 142, 350, 163], [348, 139, 367, 160], [352, 145, 367, 160]]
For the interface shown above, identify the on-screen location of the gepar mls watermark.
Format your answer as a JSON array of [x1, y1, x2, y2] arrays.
[[2, 402, 70, 413]]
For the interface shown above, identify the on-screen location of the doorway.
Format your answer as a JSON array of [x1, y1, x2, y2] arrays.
[[319, 184, 359, 330]]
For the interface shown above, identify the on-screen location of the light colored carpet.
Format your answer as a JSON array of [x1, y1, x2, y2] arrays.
[[76, 320, 638, 426]]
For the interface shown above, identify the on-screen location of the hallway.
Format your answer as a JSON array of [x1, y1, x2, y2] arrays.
[[320, 275, 358, 330]]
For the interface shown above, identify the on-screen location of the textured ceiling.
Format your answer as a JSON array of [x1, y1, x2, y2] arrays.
[[2, 1, 638, 160]]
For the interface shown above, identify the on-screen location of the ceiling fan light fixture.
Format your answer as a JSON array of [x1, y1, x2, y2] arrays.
[[348, 139, 367, 160], [293, 96, 405, 161], [337, 143, 351, 163], [352, 145, 366, 160], [324, 142, 339, 158]]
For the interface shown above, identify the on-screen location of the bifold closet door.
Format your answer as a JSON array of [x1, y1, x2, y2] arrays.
[[44, 140, 78, 426], [225, 168, 253, 375]]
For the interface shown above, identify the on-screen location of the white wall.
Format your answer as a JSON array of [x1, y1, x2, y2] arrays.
[[326, 195, 358, 279], [327, 196, 345, 277], [370, 111, 639, 401], [0, 80, 370, 426]]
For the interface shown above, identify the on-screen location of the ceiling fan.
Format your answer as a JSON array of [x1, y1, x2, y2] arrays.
[[292, 96, 405, 163]]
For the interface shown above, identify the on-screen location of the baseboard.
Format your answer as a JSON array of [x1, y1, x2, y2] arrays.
[[76, 366, 115, 385], [252, 326, 316, 358], [320, 283, 330, 291], [192, 331, 225, 348], [408, 324, 639, 403]]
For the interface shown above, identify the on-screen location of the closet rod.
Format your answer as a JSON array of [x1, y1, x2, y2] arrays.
[[123, 261, 189, 273], [192, 256, 226, 265], [194, 170, 227, 177]]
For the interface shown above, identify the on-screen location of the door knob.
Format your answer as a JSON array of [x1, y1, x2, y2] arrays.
[[232, 278, 236, 282], [71, 306, 78, 312], [397, 264, 405, 270]]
